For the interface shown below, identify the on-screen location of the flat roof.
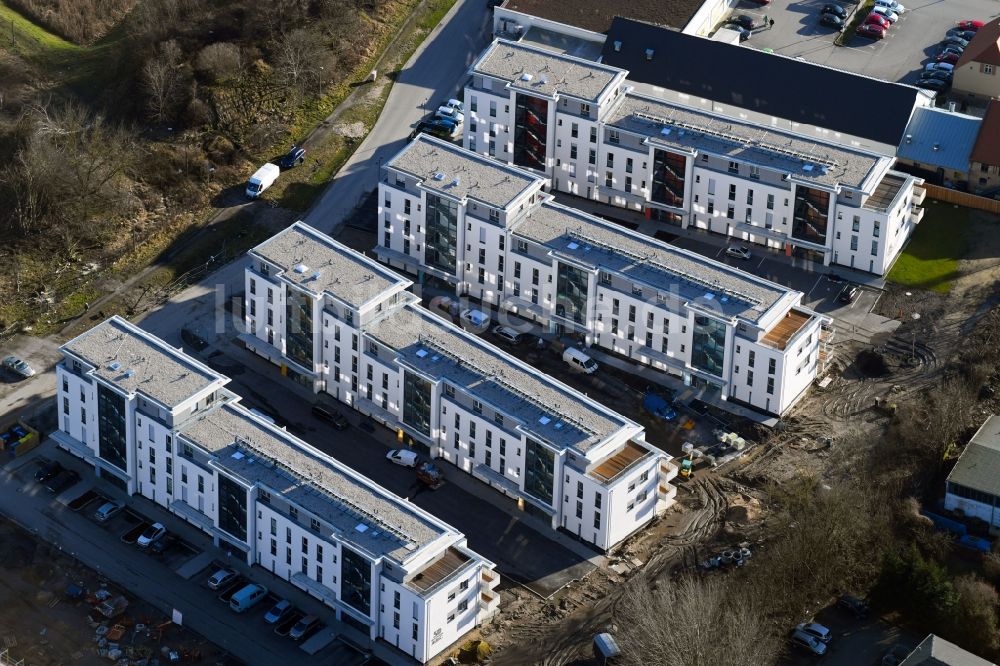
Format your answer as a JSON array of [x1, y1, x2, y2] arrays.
[[606, 91, 885, 190], [513, 200, 793, 323], [946, 415, 1000, 498], [406, 547, 472, 594], [473, 39, 624, 103], [601, 17, 922, 147], [500, 0, 702, 33], [61, 316, 226, 409], [179, 402, 448, 562], [387, 134, 543, 210], [863, 173, 906, 212], [366, 304, 635, 455], [250, 222, 409, 309]]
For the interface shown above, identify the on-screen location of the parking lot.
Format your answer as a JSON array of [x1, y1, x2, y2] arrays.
[[728, 0, 999, 85]]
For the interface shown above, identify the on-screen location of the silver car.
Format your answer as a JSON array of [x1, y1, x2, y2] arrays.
[[93, 500, 125, 522], [2, 356, 35, 379]]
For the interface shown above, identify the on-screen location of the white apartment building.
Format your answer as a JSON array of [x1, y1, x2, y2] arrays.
[[53, 316, 499, 664], [461, 38, 927, 276], [245, 223, 678, 551], [377, 136, 830, 417], [944, 415, 1000, 534]]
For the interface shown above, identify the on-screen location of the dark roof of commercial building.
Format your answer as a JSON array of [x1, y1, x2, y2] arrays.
[[500, 0, 700, 33], [600, 17, 922, 146], [957, 18, 1000, 68], [971, 100, 1000, 166]]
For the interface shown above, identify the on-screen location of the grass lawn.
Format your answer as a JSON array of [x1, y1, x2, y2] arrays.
[[887, 200, 970, 293]]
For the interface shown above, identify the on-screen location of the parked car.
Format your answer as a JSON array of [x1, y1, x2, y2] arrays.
[[386, 449, 420, 467], [920, 69, 952, 82], [871, 6, 898, 22], [408, 119, 455, 141], [939, 45, 966, 57], [790, 629, 828, 656], [730, 14, 755, 30], [737, 27, 752, 41], [492, 325, 524, 345], [2, 355, 35, 379], [137, 522, 166, 548], [312, 403, 349, 430], [725, 246, 752, 260], [935, 51, 961, 64], [957, 20, 984, 31], [837, 594, 870, 618], [822, 3, 847, 17], [34, 460, 64, 483], [917, 78, 950, 91], [207, 568, 238, 590], [44, 469, 80, 494], [93, 500, 125, 522], [278, 145, 306, 169], [820, 13, 845, 28], [865, 13, 890, 29], [857, 22, 887, 40], [838, 285, 859, 304], [264, 599, 293, 624], [289, 614, 320, 641], [245, 163, 279, 199], [230, 583, 268, 613], [459, 308, 490, 330], [946, 28, 976, 40], [435, 106, 464, 125], [882, 643, 910, 666], [925, 61, 955, 73], [444, 98, 464, 114], [796, 622, 832, 643], [942, 36, 970, 48], [873, 0, 905, 13]]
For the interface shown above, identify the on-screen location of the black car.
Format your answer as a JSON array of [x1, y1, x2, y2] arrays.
[[838, 285, 859, 304], [408, 120, 454, 141], [44, 469, 80, 494], [820, 13, 845, 28], [34, 460, 64, 483], [738, 27, 752, 41], [837, 594, 870, 618], [279, 145, 306, 169], [920, 70, 952, 82], [312, 403, 349, 430], [822, 3, 847, 17], [917, 78, 950, 91], [730, 14, 755, 29]]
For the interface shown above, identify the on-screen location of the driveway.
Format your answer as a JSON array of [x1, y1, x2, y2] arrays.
[[779, 603, 922, 666], [742, 0, 999, 84]]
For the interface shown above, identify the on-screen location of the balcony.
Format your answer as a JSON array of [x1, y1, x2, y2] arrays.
[[912, 186, 926, 206], [910, 205, 924, 225], [660, 460, 679, 482], [479, 590, 500, 613], [659, 483, 678, 502], [481, 570, 499, 589]]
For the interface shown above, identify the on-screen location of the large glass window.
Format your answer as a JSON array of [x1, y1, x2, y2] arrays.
[[652, 149, 686, 208], [425, 194, 458, 274], [402, 371, 432, 436], [286, 287, 314, 369], [792, 186, 831, 245], [341, 546, 372, 616], [97, 384, 127, 472], [555, 262, 589, 325], [513, 94, 547, 171], [217, 473, 247, 542], [691, 315, 727, 378], [524, 437, 555, 506]]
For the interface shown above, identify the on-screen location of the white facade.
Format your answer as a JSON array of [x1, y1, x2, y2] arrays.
[[462, 39, 926, 277], [377, 136, 831, 417], [54, 316, 499, 664], [944, 415, 1000, 535], [244, 223, 678, 552]]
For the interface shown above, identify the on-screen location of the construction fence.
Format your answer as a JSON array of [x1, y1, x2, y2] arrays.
[[925, 184, 1000, 215]]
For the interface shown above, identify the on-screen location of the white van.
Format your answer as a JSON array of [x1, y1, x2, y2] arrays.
[[563, 348, 599, 374], [386, 449, 419, 467], [229, 583, 268, 613], [246, 163, 280, 199]]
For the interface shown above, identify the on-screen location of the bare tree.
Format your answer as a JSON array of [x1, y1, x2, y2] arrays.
[[273, 28, 334, 100], [142, 40, 184, 124], [615, 576, 781, 666], [195, 42, 244, 82]]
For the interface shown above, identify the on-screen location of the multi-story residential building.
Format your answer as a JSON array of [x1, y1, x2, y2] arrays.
[[377, 135, 831, 417], [461, 24, 928, 276], [245, 223, 678, 551], [944, 415, 1000, 535], [53, 316, 499, 664]]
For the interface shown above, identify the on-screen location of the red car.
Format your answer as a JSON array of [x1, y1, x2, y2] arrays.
[[857, 23, 886, 39], [865, 12, 890, 28], [957, 20, 984, 31], [935, 51, 961, 64]]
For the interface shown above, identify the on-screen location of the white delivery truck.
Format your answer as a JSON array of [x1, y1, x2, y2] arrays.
[[246, 163, 280, 198], [563, 347, 599, 374]]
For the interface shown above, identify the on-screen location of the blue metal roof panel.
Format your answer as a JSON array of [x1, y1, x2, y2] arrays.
[[896, 107, 981, 173]]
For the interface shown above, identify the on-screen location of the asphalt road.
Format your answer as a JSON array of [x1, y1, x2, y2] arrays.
[[304, 0, 494, 235]]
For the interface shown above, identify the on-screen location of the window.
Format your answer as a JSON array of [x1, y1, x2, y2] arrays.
[[576, 500, 583, 519], [594, 492, 602, 509], [984, 64, 995, 75], [489, 100, 496, 117], [748, 350, 755, 367], [727, 204, 735, 219], [728, 161, 739, 174], [473, 399, 483, 414], [871, 240, 878, 256], [766, 194, 774, 210], [590, 126, 597, 143], [570, 144, 577, 159], [571, 122, 578, 138], [412, 624, 419, 641], [605, 172, 613, 188], [768, 358, 776, 374], [609, 129, 620, 144], [289, 506, 298, 520], [749, 165, 760, 179], [747, 371, 754, 386], [580, 103, 591, 116], [873, 221, 881, 238], [197, 476, 204, 493], [606, 153, 614, 168], [249, 279, 256, 295], [767, 377, 775, 395], [728, 184, 736, 201], [594, 512, 601, 530], [746, 189, 754, 205], [625, 176, 632, 193], [310, 517, 320, 532], [851, 235, 858, 251], [588, 149, 596, 165], [852, 216, 860, 232]]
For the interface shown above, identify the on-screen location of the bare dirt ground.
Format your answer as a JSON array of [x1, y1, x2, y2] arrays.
[[0, 518, 226, 665]]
